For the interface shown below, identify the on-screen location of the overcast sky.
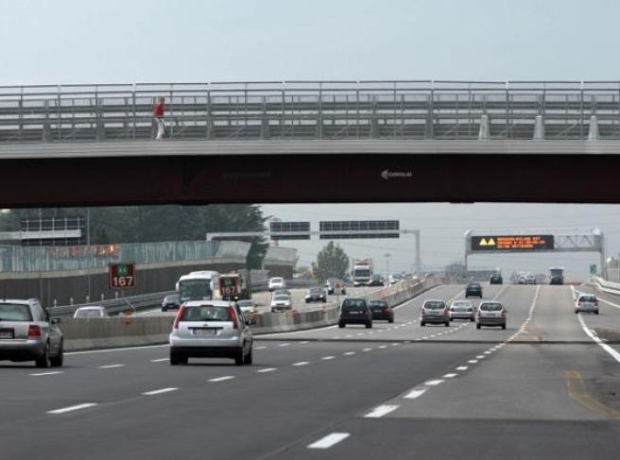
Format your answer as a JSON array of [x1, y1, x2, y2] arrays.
[[3, 0, 620, 279]]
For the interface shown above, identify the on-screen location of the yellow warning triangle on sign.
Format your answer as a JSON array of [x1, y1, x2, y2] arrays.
[[487, 238, 496, 246], [480, 238, 489, 246]]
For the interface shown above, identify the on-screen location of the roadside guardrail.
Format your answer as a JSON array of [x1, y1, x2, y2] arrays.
[[590, 276, 620, 296]]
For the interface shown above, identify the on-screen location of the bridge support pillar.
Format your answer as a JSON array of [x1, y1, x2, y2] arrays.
[[315, 116, 324, 138], [588, 115, 600, 140], [478, 114, 490, 140], [533, 115, 545, 140], [42, 100, 51, 142]]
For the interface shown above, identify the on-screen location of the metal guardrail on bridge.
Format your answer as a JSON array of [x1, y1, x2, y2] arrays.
[[3, 81, 620, 142]]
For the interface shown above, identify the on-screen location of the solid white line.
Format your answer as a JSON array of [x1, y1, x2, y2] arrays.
[[142, 387, 178, 396], [150, 358, 168, 362], [30, 371, 63, 377], [321, 356, 335, 360], [209, 376, 235, 382], [364, 404, 400, 418], [577, 313, 620, 364], [404, 388, 427, 399], [307, 433, 350, 449], [257, 367, 277, 374], [98, 364, 125, 369], [425, 379, 444, 386], [293, 361, 309, 366], [47, 403, 97, 415], [443, 373, 458, 378], [456, 366, 468, 371]]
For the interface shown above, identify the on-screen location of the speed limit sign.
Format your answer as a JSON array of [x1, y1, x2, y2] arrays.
[[109, 263, 136, 289]]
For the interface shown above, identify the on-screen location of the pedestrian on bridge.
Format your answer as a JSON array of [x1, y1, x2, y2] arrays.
[[153, 97, 166, 140]]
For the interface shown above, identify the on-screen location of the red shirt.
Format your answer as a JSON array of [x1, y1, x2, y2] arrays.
[[154, 102, 165, 118]]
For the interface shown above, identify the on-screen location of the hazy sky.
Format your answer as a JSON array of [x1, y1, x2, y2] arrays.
[[3, 0, 620, 279]]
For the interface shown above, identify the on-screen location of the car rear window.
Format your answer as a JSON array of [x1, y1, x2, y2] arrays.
[[273, 295, 290, 302], [75, 309, 104, 318], [468, 284, 481, 288], [342, 300, 366, 311], [180, 306, 232, 322], [480, 303, 503, 311], [579, 296, 596, 302], [369, 301, 388, 309], [424, 302, 446, 309], [0, 304, 33, 321]]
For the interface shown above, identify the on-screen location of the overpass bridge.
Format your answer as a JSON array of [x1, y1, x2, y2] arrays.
[[2, 80, 620, 207]]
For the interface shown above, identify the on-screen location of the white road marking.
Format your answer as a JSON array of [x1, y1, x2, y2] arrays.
[[391, 343, 400, 347], [404, 388, 427, 399], [299, 341, 310, 345], [364, 404, 400, 418], [483, 351, 492, 355], [344, 352, 356, 356], [456, 366, 468, 371], [98, 364, 125, 369], [47, 403, 97, 415], [308, 433, 350, 449], [293, 361, 309, 366], [425, 379, 444, 386], [257, 368, 277, 373], [209, 376, 235, 382], [362, 348, 373, 352], [256, 346, 268, 350], [150, 358, 168, 362], [321, 356, 336, 360], [142, 387, 178, 396], [468, 360, 478, 364], [577, 312, 620, 364], [476, 355, 485, 359], [30, 371, 63, 377], [443, 373, 458, 378], [279, 343, 290, 347], [379, 345, 387, 349]]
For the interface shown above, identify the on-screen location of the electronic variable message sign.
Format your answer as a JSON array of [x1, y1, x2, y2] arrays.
[[471, 235, 554, 252], [319, 220, 400, 239], [269, 221, 311, 240]]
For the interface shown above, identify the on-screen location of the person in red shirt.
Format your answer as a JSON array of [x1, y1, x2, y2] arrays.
[[153, 97, 166, 140]]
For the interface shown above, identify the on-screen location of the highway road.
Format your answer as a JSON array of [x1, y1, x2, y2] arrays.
[[1, 283, 620, 459]]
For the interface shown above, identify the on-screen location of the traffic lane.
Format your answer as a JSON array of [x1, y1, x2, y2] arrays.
[[572, 285, 620, 335], [0, 341, 492, 460], [255, 284, 466, 341]]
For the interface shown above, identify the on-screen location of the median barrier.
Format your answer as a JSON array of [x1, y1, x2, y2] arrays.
[[60, 278, 441, 351], [590, 276, 620, 297]]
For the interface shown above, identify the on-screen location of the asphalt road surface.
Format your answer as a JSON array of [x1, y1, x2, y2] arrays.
[[1, 283, 619, 460]]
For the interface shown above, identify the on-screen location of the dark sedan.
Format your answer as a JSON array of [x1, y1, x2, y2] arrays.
[[338, 298, 372, 328], [161, 292, 181, 312], [368, 300, 394, 323], [465, 282, 483, 298]]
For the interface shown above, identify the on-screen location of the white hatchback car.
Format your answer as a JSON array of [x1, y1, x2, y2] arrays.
[[575, 294, 599, 314], [268, 277, 287, 292], [169, 301, 253, 365], [73, 305, 109, 318], [476, 301, 507, 329]]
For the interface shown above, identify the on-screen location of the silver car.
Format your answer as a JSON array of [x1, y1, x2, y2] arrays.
[[477, 301, 507, 329], [169, 301, 253, 365], [449, 300, 475, 322], [575, 294, 599, 314], [0, 299, 64, 368], [421, 299, 450, 327]]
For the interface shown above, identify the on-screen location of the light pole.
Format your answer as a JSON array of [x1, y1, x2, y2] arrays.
[[384, 253, 391, 280]]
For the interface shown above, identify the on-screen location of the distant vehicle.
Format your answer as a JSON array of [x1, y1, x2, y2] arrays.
[[169, 301, 253, 365], [352, 258, 373, 287], [367, 274, 385, 287], [270, 294, 292, 313], [73, 306, 109, 318], [524, 273, 537, 285], [389, 273, 403, 285], [305, 287, 327, 303], [368, 300, 394, 323], [449, 300, 475, 322], [176, 271, 220, 304], [575, 294, 599, 315], [0, 299, 64, 368], [236, 299, 259, 325], [161, 293, 181, 312], [338, 298, 372, 328], [476, 301, 507, 329], [268, 277, 286, 292], [465, 282, 483, 298], [549, 267, 565, 285], [325, 277, 346, 295], [421, 299, 450, 327], [490, 273, 503, 285]]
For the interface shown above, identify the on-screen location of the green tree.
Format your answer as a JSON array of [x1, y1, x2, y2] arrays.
[[316, 241, 349, 282]]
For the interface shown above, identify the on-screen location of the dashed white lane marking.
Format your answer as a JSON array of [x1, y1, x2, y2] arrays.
[[391, 343, 400, 347], [47, 403, 98, 415], [364, 404, 400, 418], [468, 360, 478, 364], [279, 343, 290, 347], [299, 341, 309, 345], [443, 373, 458, 379], [321, 356, 336, 360], [150, 358, 168, 362], [30, 371, 63, 377], [98, 364, 125, 369], [345, 335, 353, 338], [256, 346, 268, 350], [257, 368, 277, 373], [405, 388, 428, 399], [293, 361, 309, 366], [362, 348, 373, 352], [483, 351, 492, 355], [379, 345, 387, 349], [344, 352, 356, 356], [142, 387, 178, 396], [456, 366, 468, 371], [308, 433, 350, 449], [209, 376, 235, 382], [476, 355, 485, 359], [357, 333, 365, 336], [425, 379, 444, 386]]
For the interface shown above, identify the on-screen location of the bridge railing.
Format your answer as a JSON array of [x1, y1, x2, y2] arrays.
[[2, 80, 620, 142]]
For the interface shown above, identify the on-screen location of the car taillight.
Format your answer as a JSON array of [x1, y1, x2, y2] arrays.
[[229, 305, 239, 329], [501, 310, 506, 318], [28, 324, 42, 337], [173, 305, 186, 329]]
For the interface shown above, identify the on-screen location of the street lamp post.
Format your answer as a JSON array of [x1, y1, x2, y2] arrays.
[[384, 253, 391, 280]]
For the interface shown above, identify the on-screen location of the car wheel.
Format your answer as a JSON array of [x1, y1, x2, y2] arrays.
[[243, 344, 253, 365], [445, 321, 450, 327], [470, 318, 475, 322], [235, 346, 245, 366], [421, 321, 425, 327], [476, 323, 481, 330], [595, 311, 599, 315], [161, 306, 168, 312], [366, 322, 372, 329], [35, 343, 51, 368], [170, 351, 181, 365], [50, 340, 64, 368], [575, 310, 579, 314], [338, 322, 345, 328], [502, 324, 506, 330], [388, 318, 394, 323]]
